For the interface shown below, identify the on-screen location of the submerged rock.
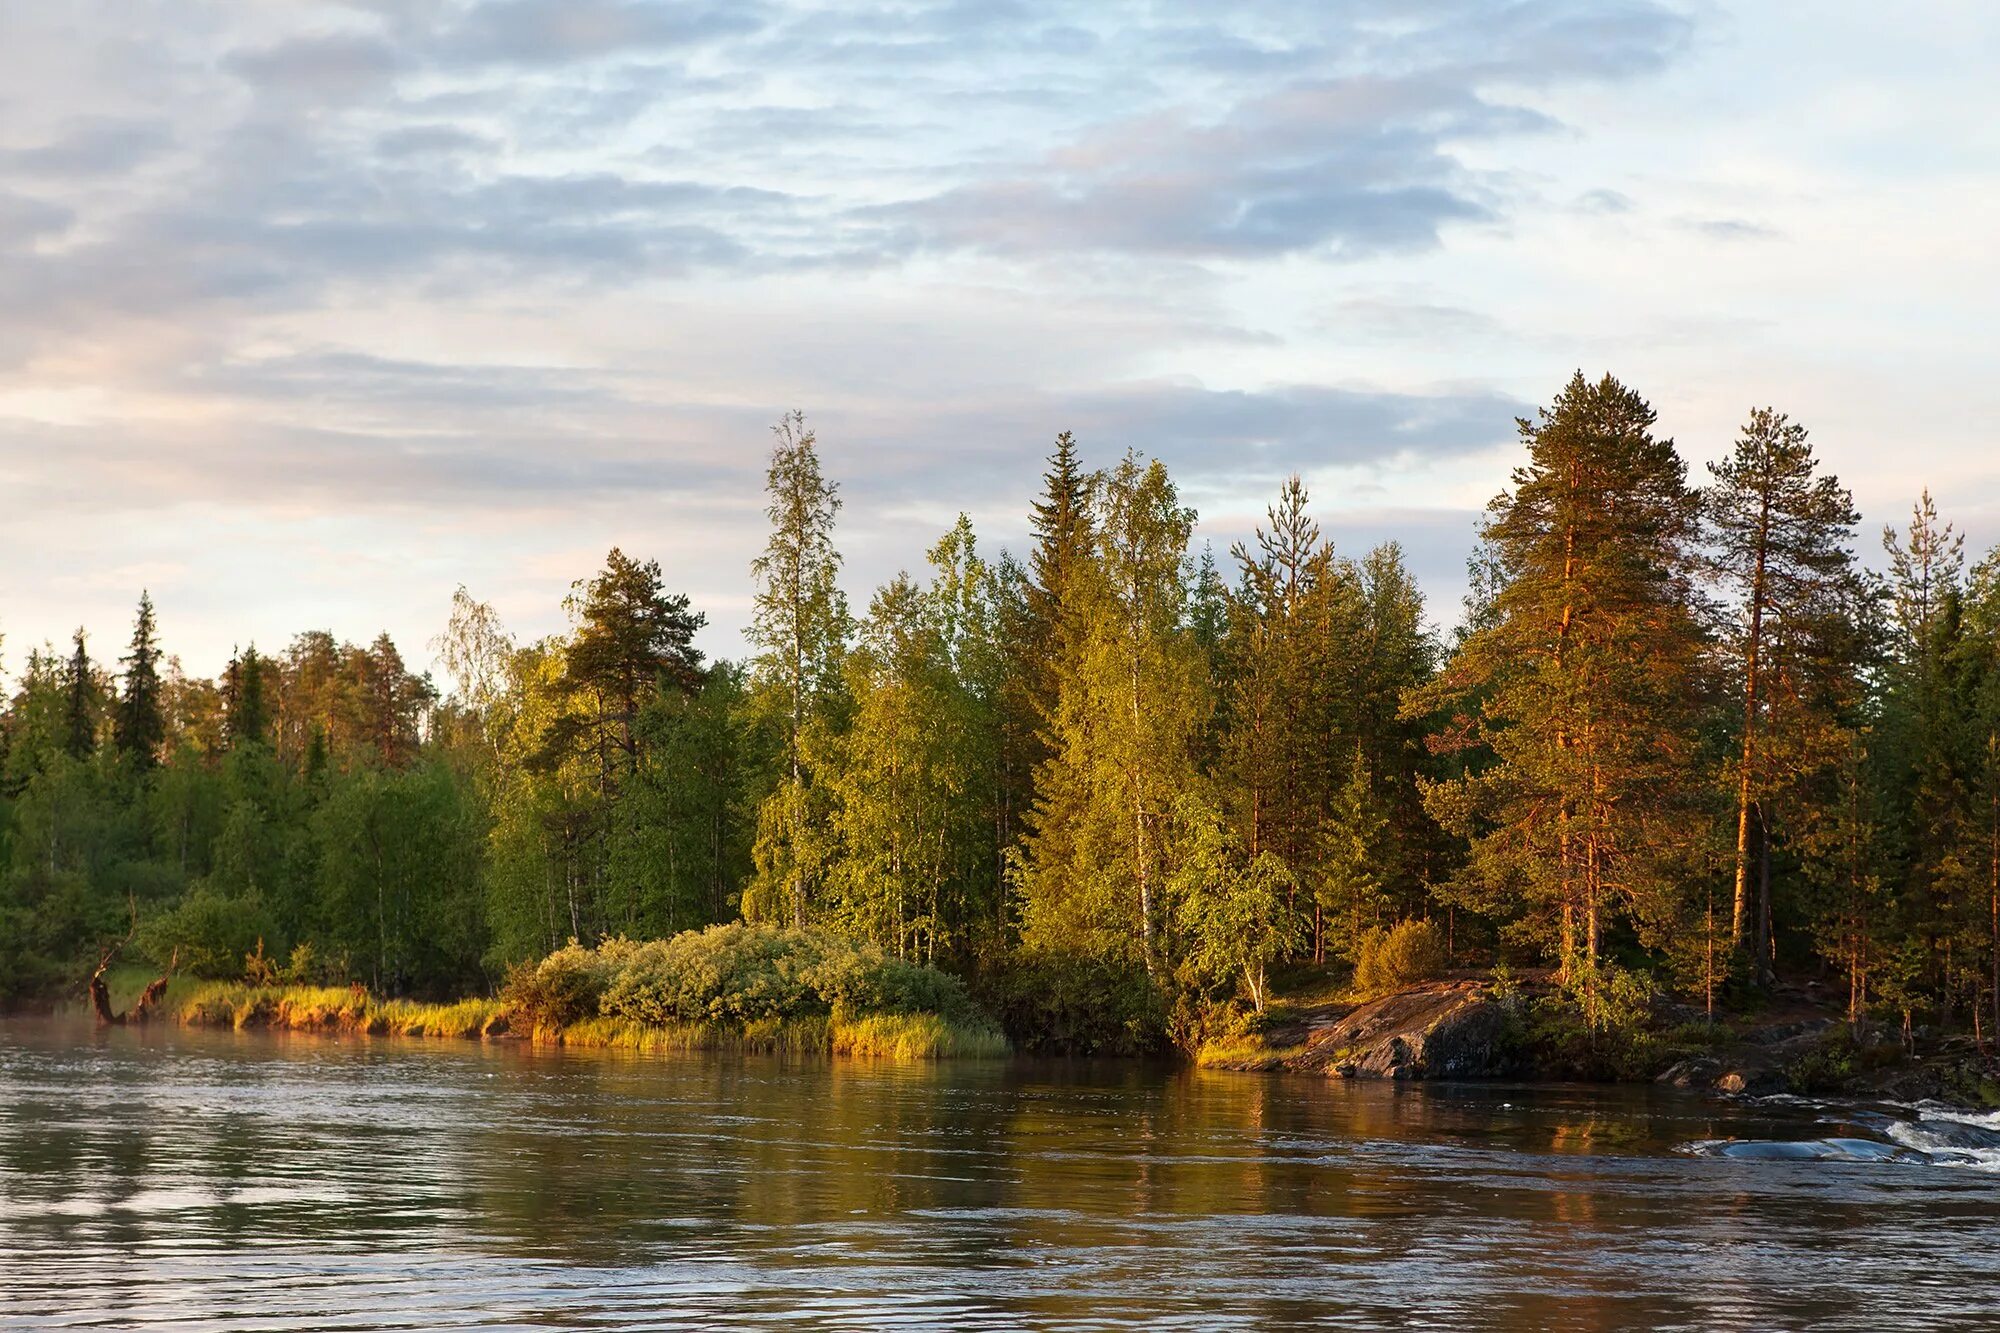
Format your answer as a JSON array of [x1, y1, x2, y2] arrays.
[[1283, 981, 1506, 1080]]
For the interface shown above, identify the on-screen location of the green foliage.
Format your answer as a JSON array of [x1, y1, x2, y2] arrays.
[[16, 376, 2000, 1069], [115, 593, 166, 770], [501, 925, 997, 1047], [1169, 795, 1303, 1012], [1409, 372, 1711, 973], [500, 940, 627, 1028], [1351, 919, 1448, 999], [971, 950, 1167, 1055], [1507, 967, 1710, 1081], [1017, 451, 1207, 972]]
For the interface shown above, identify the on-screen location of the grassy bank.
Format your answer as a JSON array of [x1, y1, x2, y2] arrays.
[[175, 982, 1008, 1057], [174, 924, 1013, 1059], [178, 983, 509, 1038]]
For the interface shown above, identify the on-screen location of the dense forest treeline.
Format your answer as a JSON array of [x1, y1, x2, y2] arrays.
[[6, 376, 2000, 1050]]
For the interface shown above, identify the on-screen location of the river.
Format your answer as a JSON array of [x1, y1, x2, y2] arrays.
[[2, 1017, 1996, 1330]]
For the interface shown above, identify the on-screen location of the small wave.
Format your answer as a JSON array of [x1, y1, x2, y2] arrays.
[[1681, 1137, 1926, 1164], [1681, 1103, 2000, 1172], [1907, 1101, 2000, 1132]]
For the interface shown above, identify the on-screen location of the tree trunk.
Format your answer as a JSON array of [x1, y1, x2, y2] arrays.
[[1732, 535, 1768, 946], [1756, 802, 1774, 987]]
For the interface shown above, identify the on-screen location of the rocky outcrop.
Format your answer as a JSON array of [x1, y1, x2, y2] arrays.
[[1656, 1017, 1839, 1096], [1279, 981, 1507, 1079]]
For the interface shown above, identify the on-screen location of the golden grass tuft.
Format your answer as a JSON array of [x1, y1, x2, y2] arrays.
[[1192, 1035, 1307, 1068], [832, 1011, 1010, 1059], [176, 983, 504, 1040]]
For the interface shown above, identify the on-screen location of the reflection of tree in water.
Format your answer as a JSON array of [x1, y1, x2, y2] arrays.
[[6, 1027, 1988, 1331]]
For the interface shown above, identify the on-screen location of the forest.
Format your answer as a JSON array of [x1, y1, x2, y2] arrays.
[[5, 373, 1998, 1054]]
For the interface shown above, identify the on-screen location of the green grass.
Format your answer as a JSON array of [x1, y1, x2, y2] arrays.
[[176, 983, 1009, 1058]]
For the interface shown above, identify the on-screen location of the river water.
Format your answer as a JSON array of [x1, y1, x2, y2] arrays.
[[2, 1018, 1996, 1331]]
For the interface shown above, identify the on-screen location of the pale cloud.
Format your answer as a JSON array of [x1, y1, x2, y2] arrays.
[[0, 0, 1995, 678]]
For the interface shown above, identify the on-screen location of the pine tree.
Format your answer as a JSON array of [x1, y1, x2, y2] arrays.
[[1706, 408, 1867, 977], [115, 592, 166, 770], [1408, 373, 1710, 1002], [556, 550, 704, 782]]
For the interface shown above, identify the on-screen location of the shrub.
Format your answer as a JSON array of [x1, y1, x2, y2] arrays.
[[136, 886, 272, 980], [504, 924, 1003, 1049], [500, 940, 621, 1028], [599, 924, 828, 1025], [1352, 919, 1447, 998]]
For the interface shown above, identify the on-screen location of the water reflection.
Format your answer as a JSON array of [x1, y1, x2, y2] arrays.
[[2, 1018, 1995, 1330]]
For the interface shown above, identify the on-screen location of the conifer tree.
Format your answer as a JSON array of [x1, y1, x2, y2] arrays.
[[1706, 408, 1867, 975], [1315, 749, 1392, 962], [1025, 431, 1093, 690], [225, 645, 271, 750], [1878, 496, 1976, 1017], [554, 550, 704, 783], [1408, 373, 1709, 997], [115, 592, 166, 770], [63, 630, 96, 760], [1009, 432, 1096, 803]]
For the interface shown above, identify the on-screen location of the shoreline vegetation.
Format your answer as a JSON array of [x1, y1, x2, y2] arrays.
[[9, 378, 2000, 1089], [173, 924, 1013, 1060]]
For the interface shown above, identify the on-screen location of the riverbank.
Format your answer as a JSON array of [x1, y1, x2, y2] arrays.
[[1202, 973, 2000, 1108], [172, 980, 1011, 1058]]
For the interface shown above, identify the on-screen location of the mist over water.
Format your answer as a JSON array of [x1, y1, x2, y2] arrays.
[[3, 1019, 1995, 1331]]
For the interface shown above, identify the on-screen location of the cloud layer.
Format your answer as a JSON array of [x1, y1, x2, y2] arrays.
[[2, 1, 1995, 673]]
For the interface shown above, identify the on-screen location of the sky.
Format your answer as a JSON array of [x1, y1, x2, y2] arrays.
[[2, 0, 1996, 683]]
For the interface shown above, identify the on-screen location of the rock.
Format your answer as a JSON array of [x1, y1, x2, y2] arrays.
[[1284, 981, 1506, 1080], [1657, 1057, 1723, 1089], [1714, 1066, 1788, 1096]]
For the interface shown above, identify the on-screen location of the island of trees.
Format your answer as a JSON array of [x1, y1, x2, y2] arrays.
[[5, 375, 1999, 1067]]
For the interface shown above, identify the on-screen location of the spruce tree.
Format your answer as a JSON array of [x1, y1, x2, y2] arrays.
[[225, 645, 271, 750], [115, 592, 166, 770], [63, 629, 95, 760]]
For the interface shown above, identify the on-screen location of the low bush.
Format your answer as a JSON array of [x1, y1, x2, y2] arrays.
[[498, 925, 1006, 1056], [1352, 919, 1447, 998], [500, 939, 632, 1028]]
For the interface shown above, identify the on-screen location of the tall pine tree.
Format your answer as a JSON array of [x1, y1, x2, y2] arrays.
[[1409, 373, 1710, 1003], [1707, 408, 1867, 979]]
